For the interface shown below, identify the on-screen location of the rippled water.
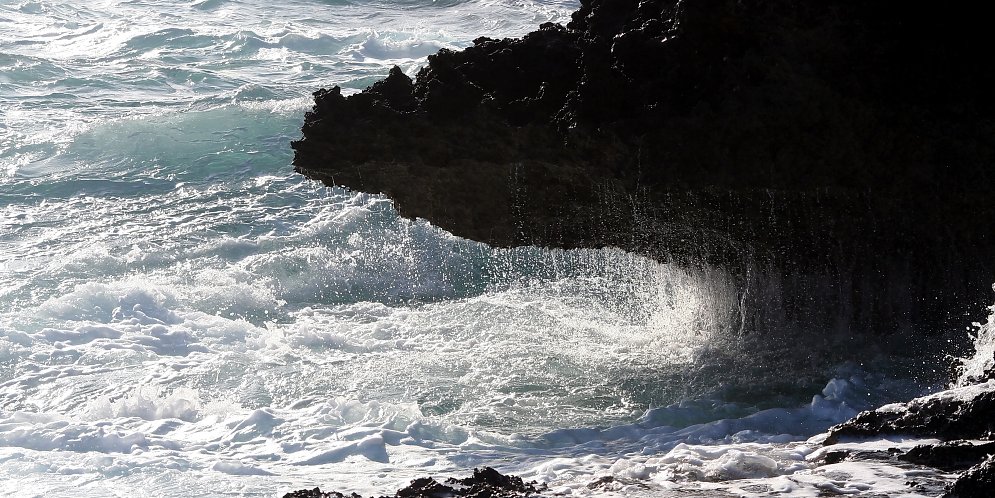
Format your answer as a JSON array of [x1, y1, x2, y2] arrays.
[[0, 1, 964, 496]]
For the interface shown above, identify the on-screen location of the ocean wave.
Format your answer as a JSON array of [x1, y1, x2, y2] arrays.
[[120, 28, 216, 54], [277, 32, 350, 56], [0, 54, 67, 82], [340, 30, 453, 62], [189, 0, 227, 10]]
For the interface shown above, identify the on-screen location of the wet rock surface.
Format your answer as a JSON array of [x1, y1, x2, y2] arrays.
[[825, 381, 995, 445], [825, 377, 995, 495], [944, 454, 995, 498], [900, 441, 995, 472], [282, 467, 544, 498]]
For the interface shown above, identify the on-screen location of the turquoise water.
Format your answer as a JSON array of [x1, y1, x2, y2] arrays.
[[0, 1, 953, 496]]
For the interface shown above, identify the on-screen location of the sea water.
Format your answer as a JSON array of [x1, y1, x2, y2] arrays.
[[0, 1, 982, 496]]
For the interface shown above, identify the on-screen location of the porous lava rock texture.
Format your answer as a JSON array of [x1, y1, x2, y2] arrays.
[[292, 0, 995, 349]]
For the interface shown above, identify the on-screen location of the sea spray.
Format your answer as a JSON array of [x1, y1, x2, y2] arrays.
[[957, 299, 995, 386], [1, 0, 985, 496]]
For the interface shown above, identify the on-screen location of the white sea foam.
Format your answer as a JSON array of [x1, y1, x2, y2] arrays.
[[341, 30, 453, 62], [87, 387, 203, 422], [957, 301, 995, 386], [0, 0, 980, 496]]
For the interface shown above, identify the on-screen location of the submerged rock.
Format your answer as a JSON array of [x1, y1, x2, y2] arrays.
[[293, 0, 995, 354]]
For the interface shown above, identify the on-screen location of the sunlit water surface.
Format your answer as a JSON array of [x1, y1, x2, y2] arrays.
[[0, 1, 970, 496]]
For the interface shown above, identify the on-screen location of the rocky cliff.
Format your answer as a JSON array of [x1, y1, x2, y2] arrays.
[[291, 0, 995, 354]]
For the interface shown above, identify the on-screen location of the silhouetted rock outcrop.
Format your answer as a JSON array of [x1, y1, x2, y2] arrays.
[[282, 467, 543, 498], [293, 0, 995, 354]]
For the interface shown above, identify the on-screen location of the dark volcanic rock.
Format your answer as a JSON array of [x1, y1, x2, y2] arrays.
[[823, 374, 995, 492], [283, 488, 361, 498], [395, 477, 455, 498], [945, 454, 995, 498], [293, 0, 995, 352], [824, 381, 995, 445], [282, 468, 543, 498], [443, 466, 543, 496], [900, 441, 995, 472]]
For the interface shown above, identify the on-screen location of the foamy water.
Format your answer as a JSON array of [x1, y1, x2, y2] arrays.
[[0, 1, 983, 496]]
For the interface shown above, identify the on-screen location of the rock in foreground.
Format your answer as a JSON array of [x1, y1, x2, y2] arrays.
[[825, 381, 995, 445], [824, 377, 995, 496], [282, 467, 543, 498], [292, 0, 995, 492], [293, 0, 995, 347], [945, 455, 995, 498]]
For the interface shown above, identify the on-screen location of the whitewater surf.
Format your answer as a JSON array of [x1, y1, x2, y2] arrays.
[[2, 1, 991, 496]]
